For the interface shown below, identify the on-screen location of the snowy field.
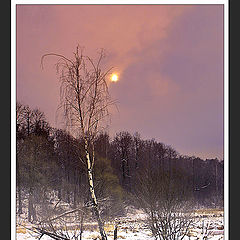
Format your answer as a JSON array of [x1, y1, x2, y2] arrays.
[[16, 208, 224, 240]]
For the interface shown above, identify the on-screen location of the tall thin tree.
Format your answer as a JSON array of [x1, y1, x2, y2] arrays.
[[41, 46, 115, 240]]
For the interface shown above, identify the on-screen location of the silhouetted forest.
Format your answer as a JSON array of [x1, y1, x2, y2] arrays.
[[16, 102, 224, 222]]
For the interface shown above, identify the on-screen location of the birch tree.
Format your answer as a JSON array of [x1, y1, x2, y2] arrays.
[[41, 46, 115, 240]]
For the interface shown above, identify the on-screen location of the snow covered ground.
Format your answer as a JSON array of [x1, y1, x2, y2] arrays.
[[16, 208, 224, 240]]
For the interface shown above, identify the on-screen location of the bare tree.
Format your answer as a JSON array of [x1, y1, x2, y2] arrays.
[[41, 46, 115, 240], [16, 102, 25, 215], [134, 168, 193, 240], [36, 202, 87, 240]]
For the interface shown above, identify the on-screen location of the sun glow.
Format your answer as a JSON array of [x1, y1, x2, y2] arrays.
[[111, 73, 119, 82]]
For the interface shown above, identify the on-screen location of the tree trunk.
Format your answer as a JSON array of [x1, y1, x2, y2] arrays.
[[121, 159, 126, 186], [28, 188, 36, 222], [79, 212, 84, 240], [58, 187, 62, 200], [73, 183, 77, 209], [17, 186, 23, 215], [84, 141, 107, 240], [17, 153, 23, 215], [114, 225, 118, 240], [28, 189, 32, 222], [215, 161, 218, 195], [73, 169, 77, 208], [192, 158, 195, 197]]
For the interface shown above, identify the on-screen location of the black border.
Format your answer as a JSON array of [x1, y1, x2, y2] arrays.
[[229, 0, 237, 239], [3, 0, 11, 239]]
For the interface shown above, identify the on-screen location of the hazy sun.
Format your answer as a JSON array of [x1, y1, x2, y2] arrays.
[[111, 74, 119, 82]]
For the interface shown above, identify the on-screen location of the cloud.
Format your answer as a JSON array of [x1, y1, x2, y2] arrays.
[[16, 4, 189, 125], [16, 5, 223, 159]]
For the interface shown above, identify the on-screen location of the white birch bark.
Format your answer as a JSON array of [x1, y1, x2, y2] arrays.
[[84, 140, 107, 240]]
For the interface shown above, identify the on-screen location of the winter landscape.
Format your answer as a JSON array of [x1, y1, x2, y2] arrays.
[[15, 101, 225, 240], [17, 208, 224, 240], [15, 4, 225, 240]]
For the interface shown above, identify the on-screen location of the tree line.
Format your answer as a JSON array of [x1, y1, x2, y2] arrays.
[[16, 102, 224, 223]]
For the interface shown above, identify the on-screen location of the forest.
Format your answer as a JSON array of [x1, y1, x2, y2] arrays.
[[16, 102, 224, 240]]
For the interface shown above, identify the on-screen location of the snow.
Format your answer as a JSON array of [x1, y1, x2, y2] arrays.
[[16, 208, 224, 240]]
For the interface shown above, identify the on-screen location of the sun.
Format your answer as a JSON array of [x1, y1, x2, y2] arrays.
[[111, 73, 119, 82]]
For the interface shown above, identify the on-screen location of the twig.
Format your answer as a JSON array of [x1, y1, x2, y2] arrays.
[[40, 206, 86, 223], [34, 227, 70, 240]]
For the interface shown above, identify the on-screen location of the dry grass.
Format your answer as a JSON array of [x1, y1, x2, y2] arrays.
[[116, 235, 126, 239], [194, 208, 223, 216], [188, 229, 199, 237], [104, 223, 115, 232], [16, 226, 27, 234]]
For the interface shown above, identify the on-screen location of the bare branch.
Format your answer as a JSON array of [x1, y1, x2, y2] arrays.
[[41, 53, 74, 70]]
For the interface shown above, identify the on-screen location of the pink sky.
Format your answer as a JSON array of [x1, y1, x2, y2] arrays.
[[16, 4, 224, 159]]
